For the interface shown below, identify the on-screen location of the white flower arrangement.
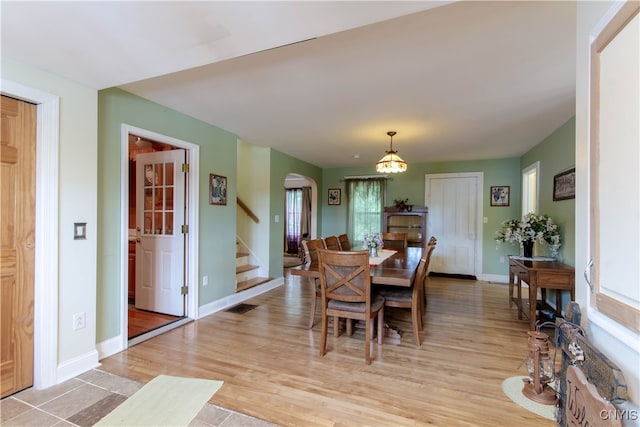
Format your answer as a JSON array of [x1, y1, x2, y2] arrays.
[[495, 212, 561, 256], [363, 232, 383, 249]]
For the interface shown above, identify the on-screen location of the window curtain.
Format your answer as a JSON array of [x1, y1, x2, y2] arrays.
[[346, 178, 386, 248], [285, 188, 301, 254], [300, 186, 311, 241], [284, 187, 311, 255]]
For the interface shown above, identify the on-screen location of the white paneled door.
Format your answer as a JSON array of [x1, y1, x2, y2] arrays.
[[425, 173, 482, 277], [135, 150, 186, 316]]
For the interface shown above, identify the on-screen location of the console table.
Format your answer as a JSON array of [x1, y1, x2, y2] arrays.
[[509, 256, 575, 330]]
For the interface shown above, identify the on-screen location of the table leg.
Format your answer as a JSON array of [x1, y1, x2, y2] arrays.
[[517, 277, 523, 319], [509, 268, 514, 307], [529, 279, 537, 330]]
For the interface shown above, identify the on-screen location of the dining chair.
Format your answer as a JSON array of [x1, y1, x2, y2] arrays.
[[323, 235, 341, 251], [375, 241, 436, 347], [337, 233, 352, 251], [317, 249, 385, 364], [301, 238, 327, 329], [381, 232, 408, 251]]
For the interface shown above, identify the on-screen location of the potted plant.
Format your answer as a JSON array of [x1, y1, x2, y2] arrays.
[[495, 213, 561, 258], [394, 198, 411, 211]]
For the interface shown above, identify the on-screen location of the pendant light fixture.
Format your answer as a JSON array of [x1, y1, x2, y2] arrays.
[[376, 131, 407, 173]]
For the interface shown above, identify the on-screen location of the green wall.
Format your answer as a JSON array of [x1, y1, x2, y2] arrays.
[[97, 88, 238, 342], [269, 150, 323, 276], [521, 117, 576, 266]]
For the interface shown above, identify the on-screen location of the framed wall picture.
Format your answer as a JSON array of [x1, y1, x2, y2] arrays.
[[553, 168, 575, 201], [490, 186, 510, 207], [209, 174, 227, 205], [328, 188, 341, 205]]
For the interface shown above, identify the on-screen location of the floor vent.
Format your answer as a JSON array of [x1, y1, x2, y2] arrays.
[[225, 303, 258, 314]]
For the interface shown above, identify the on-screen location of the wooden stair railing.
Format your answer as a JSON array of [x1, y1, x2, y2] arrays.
[[237, 198, 259, 224]]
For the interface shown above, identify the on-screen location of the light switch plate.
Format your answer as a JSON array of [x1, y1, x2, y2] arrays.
[[74, 222, 87, 240]]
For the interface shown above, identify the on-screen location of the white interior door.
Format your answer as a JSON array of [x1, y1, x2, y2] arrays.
[[135, 149, 185, 315], [425, 173, 481, 276]]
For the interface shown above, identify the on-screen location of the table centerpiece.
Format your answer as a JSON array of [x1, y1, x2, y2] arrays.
[[363, 232, 383, 258]]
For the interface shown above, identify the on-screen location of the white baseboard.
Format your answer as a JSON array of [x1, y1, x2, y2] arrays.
[[97, 334, 125, 360], [198, 276, 284, 319], [56, 349, 100, 384], [479, 273, 509, 284]]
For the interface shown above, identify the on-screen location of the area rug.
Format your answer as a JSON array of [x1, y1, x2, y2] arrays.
[[95, 375, 223, 426], [501, 376, 557, 421]]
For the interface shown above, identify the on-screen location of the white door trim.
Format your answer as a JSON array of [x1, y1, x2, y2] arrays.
[[1, 79, 60, 389], [120, 125, 200, 350], [425, 172, 484, 278]]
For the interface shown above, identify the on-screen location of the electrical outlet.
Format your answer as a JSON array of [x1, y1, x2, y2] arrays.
[[203, 275, 208, 286], [73, 312, 86, 330], [499, 256, 505, 264]]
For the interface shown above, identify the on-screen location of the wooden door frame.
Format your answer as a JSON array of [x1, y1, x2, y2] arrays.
[[424, 172, 484, 278], [120, 125, 199, 350], [1, 79, 60, 390]]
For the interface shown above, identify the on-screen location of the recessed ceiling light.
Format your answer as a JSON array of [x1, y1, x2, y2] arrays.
[[353, 154, 360, 159]]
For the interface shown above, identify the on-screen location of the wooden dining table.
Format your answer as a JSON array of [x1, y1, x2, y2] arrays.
[[289, 246, 423, 287]]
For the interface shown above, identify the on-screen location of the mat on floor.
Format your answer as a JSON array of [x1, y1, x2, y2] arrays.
[[501, 376, 556, 421], [95, 375, 223, 426]]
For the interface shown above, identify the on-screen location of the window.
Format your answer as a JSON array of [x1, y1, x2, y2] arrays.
[[345, 178, 386, 247], [522, 161, 539, 215]]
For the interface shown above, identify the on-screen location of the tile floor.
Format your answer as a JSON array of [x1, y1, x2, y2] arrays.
[[1, 369, 277, 427]]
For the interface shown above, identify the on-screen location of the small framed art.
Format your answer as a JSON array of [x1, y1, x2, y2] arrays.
[[328, 188, 341, 205], [490, 186, 510, 207], [209, 174, 227, 205], [553, 168, 575, 201]]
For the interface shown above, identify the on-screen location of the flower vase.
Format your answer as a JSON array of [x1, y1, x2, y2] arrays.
[[523, 240, 534, 258], [369, 247, 378, 258]]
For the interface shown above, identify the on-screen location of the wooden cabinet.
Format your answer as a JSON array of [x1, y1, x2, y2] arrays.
[[383, 207, 428, 248]]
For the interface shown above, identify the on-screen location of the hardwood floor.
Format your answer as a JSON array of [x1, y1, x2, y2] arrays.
[[100, 272, 555, 426], [127, 306, 183, 339]]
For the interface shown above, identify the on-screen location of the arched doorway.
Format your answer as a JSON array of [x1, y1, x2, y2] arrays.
[[284, 174, 317, 265]]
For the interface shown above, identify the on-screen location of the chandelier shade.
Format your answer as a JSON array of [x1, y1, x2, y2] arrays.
[[376, 131, 407, 173]]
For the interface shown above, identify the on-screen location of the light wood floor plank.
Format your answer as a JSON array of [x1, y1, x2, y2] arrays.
[[99, 273, 555, 426]]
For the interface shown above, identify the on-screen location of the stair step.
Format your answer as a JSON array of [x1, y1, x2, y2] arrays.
[[236, 252, 249, 258], [236, 264, 258, 274], [236, 277, 272, 292]]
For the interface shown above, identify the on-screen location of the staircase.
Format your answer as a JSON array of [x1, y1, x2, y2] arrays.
[[236, 241, 271, 292]]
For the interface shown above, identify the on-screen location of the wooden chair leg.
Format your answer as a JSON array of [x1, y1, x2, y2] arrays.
[[417, 285, 424, 331], [319, 307, 328, 357], [377, 309, 384, 345], [346, 319, 353, 336], [333, 316, 340, 337], [308, 278, 317, 329], [364, 316, 371, 365], [412, 304, 421, 347], [423, 277, 429, 314]]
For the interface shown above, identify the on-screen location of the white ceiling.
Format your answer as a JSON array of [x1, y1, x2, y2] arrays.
[[1, 1, 576, 169]]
